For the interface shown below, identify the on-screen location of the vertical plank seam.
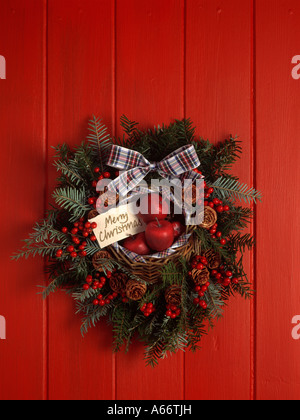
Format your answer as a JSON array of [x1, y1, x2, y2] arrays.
[[112, 0, 117, 401], [182, 0, 186, 401], [250, 0, 257, 401], [42, 0, 49, 401]]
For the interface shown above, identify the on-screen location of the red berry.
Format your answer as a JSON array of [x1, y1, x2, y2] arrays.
[[83, 284, 90, 290], [103, 172, 111, 178], [62, 227, 68, 233], [93, 299, 99, 306], [92, 180, 97, 188], [196, 263, 204, 270], [200, 301, 207, 309], [71, 252, 77, 258], [94, 167, 100, 173], [88, 198, 95, 205], [80, 251, 87, 257], [216, 231, 222, 238], [166, 310, 172, 317], [193, 298, 200, 305], [232, 277, 239, 284], [91, 222, 97, 229], [224, 205, 230, 211], [208, 202, 214, 208], [225, 271, 233, 277], [90, 235, 97, 242], [67, 246, 74, 253], [99, 300, 105, 306], [71, 228, 78, 235], [217, 205, 224, 213], [56, 250, 63, 258], [220, 238, 227, 245], [207, 187, 214, 194], [213, 198, 220, 205]]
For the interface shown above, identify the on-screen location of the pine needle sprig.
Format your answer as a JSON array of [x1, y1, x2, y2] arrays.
[[87, 116, 112, 172]]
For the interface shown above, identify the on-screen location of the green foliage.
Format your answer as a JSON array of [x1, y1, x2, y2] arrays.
[[12, 116, 261, 367]]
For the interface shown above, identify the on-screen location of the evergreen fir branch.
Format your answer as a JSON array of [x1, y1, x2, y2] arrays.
[[52, 187, 90, 222], [12, 242, 63, 260], [120, 114, 139, 136], [53, 159, 85, 187], [205, 283, 225, 320], [211, 176, 262, 204], [111, 303, 133, 352], [87, 116, 112, 171]]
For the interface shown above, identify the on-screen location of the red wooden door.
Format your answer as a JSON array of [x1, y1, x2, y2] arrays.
[[0, 0, 299, 400]]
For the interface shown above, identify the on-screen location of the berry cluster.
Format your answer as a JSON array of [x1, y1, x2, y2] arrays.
[[56, 218, 98, 259], [208, 222, 227, 245], [190, 254, 208, 270], [211, 267, 239, 287], [83, 272, 111, 291], [193, 284, 209, 309], [140, 302, 156, 317], [166, 305, 181, 319], [93, 292, 118, 307]]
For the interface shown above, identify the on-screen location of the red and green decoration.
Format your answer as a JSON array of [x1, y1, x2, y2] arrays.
[[13, 116, 262, 367]]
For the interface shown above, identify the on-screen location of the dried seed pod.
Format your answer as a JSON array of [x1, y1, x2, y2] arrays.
[[165, 284, 182, 306], [126, 279, 147, 301], [191, 266, 210, 286], [199, 206, 217, 229], [110, 272, 128, 294], [204, 249, 221, 270], [92, 250, 112, 270]]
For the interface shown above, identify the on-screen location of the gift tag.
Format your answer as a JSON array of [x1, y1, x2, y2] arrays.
[[89, 204, 146, 249]]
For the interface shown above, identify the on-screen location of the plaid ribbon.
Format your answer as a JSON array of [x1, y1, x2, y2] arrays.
[[107, 144, 201, 196]]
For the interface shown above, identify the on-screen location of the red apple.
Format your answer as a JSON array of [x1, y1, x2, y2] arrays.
[[172, 221, 185, 239], [145, 219, 174, 252], [138, 193, 169, 223], [123, 232, 151, 255]]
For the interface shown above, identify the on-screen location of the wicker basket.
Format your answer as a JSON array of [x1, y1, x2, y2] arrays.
[[108, 226, 197, 284]]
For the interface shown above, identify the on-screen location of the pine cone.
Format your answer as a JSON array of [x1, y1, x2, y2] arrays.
[[191, 266, 210, 285], [126, 279, 147, 301], [199, 206, 217, 229], [92, 250, 112, 271], [88, 210, 99, 220], [109, 272, 128, 294], [204, 249, 221, 270], [165, 284, 181, 306], [182, 183, 197, 206]]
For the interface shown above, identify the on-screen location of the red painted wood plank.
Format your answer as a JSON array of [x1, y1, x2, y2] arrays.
[[0, 0, 46, 400], [185, 0, 253, 400], [255, 0, 300, 400], [115, 0, 185, 400], [47, 0, 115, 400]]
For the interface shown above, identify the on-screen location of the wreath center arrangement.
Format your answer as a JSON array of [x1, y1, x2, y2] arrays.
[[13, 116, 262, 367]]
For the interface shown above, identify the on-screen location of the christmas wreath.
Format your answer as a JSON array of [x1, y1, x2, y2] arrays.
[[13, 116, 262, 367]]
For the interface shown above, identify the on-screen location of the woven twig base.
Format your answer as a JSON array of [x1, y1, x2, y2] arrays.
[[108, 226, 196, 284]]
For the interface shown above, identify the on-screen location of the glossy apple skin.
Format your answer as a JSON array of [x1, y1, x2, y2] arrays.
[[138, 193, 169, 223], [172, 221, 185, 239], [145, 220, 174, 252], [123, 232, 151, 255]]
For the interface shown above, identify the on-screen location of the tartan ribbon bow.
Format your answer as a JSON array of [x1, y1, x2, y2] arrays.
[[106, 144, 201, 196]]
